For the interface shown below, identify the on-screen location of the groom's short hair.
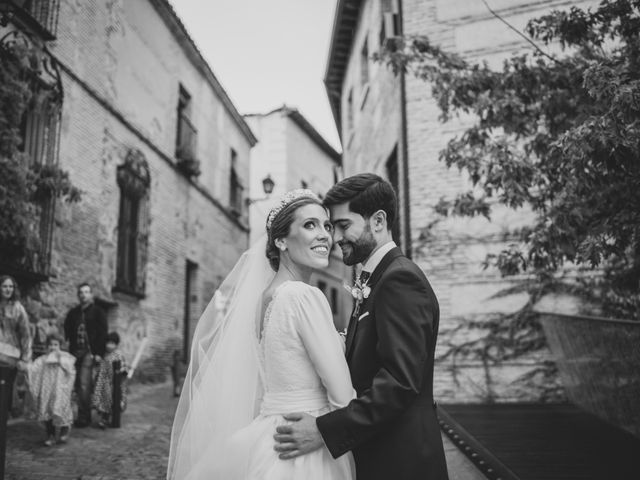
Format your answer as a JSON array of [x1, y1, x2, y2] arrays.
[[324, 173, 397, 230]]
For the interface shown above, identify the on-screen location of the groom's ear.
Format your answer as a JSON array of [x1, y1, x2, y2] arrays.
[[371, 210, 387, 232]]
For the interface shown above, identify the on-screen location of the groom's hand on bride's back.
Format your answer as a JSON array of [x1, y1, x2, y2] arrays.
[[274, 412, 324, 459]]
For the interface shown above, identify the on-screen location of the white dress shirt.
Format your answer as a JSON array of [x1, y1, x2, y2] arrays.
[[361, 240, 397, 276]]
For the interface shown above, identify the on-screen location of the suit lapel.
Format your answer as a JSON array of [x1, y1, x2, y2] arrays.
[[345, 247, 404, 360]]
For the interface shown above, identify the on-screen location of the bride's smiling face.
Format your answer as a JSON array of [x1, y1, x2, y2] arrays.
[[279, 203, 333, 271]]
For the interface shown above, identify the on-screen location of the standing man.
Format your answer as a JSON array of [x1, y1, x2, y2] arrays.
[[64, 283, 107, 428], [275, 174, 449, 479]]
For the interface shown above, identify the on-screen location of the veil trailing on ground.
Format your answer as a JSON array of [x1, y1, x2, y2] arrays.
[[167, 237, 274, 480]]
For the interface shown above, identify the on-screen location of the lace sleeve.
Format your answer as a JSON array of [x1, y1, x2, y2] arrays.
[[292, 285, 355, 409]]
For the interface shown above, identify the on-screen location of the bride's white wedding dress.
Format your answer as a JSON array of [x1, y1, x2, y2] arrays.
[[183, 280, 355, 479]]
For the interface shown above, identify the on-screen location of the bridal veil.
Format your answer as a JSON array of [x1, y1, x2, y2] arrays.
[[167, 238, 274, 479]]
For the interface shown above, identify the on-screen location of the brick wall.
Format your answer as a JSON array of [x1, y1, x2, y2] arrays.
[[336, 0, 598, 402]]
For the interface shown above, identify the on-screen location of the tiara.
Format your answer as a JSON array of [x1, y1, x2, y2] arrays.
[[266, 189, 319, 230]]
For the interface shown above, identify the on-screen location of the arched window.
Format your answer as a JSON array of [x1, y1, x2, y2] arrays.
[[115, 149, 150, 297]]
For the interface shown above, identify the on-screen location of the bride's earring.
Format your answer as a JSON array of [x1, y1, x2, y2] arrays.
[[280, 245, 286, 252]]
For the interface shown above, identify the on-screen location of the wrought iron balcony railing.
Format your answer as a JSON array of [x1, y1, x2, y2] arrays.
[[1, 0, 60, 41], [0, 244, 52, 281], [175, 113, 200, 177]]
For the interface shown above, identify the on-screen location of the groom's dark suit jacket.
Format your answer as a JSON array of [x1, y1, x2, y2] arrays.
[[317, 247, 449, 480]]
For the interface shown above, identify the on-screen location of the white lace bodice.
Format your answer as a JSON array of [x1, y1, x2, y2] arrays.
[[259, 281, 354, 411]]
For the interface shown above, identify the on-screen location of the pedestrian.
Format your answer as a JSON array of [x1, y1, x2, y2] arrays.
[[0, 275, 32, 415], [25, 332, 76, 446], [63, 282, 107, 427], [92, 331, 128, 429]]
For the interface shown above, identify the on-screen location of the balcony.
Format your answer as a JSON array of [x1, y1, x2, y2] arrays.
[[175, 113, 201, 177], [0, 0, 61, 41]]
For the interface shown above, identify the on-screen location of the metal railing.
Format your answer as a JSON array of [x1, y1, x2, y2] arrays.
[[5, 0, 60, 40], [175, 113, 198, 163], [539, 312, 640, 437], [0, 244, 52, 281]]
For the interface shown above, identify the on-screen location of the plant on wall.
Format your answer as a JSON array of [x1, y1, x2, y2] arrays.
[[0, 36, 81, 267]]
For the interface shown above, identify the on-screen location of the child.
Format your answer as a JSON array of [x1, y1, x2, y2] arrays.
[[92, 331, 128, 429], [26, 332, 76, 446]]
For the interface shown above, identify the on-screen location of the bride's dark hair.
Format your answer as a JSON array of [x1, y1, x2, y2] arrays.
[[266, 196, 324, 271]]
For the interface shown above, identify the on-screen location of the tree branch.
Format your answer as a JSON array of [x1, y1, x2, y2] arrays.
[[480, 0, 559, 63]]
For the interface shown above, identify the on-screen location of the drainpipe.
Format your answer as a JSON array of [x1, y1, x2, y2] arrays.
[[398, 0, 412, 259]]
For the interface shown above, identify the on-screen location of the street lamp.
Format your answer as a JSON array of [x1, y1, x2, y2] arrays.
[[246, 174, 275, 206]]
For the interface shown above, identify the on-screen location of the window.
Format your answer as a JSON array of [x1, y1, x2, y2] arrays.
[[379, 0, 400, 47], [386, 146, 401, 244], [229, 148, 244, 215], [115, 149, 150, 297], [360, 39, 369, 87], [16, 76, 62, 278], [175, 85, 199, 176], [175, 85, 191, 156]]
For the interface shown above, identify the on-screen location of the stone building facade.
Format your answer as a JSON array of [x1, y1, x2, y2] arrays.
[[325, 0, 597, 402], [0, 0, 256, 380], [245, 106, 352, 329]]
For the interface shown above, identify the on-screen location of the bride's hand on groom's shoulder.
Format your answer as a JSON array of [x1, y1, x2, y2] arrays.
[[273, 412, 324, 459]]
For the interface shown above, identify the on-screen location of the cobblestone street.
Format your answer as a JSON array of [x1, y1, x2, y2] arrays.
[[5, 380, 485, 480], [6, 382, 177, 480]]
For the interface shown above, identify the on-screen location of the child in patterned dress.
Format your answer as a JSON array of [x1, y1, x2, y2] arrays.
[[26, 332, 76, 446], [92, 331, 128, 429]]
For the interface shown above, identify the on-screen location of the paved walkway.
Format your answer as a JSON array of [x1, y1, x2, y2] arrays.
[[5, 382, 177, 480], [5, 382, 486, 480]]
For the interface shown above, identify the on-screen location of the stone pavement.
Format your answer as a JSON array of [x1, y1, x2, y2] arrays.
[[5, 381, 486, 480], [5, 381, 177, 480]]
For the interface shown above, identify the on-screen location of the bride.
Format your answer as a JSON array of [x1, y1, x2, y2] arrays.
[[167, 189, 355, 479]]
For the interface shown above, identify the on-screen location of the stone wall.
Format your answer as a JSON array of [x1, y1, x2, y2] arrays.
[[11, 0, 253, 381]]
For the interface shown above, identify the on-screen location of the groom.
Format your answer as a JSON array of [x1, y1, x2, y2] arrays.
[[274, 173, 449, 479]]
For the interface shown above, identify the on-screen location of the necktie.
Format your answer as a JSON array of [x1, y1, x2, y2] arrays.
[[358, 270, 371, 285]]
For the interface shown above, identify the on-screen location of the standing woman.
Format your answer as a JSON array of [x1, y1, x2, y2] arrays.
[[168, 189, 355, 480], [0, 275, 32, 413]]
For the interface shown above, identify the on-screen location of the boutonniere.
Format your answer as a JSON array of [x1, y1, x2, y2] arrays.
[[343, 274, 371, 317]]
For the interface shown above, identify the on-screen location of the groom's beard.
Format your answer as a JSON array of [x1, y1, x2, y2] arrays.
[[339, 225, 376, 266]]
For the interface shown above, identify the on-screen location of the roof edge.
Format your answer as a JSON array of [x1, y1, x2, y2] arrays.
[[246, 106, 341, 164], [323, 0, 363, 143]]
